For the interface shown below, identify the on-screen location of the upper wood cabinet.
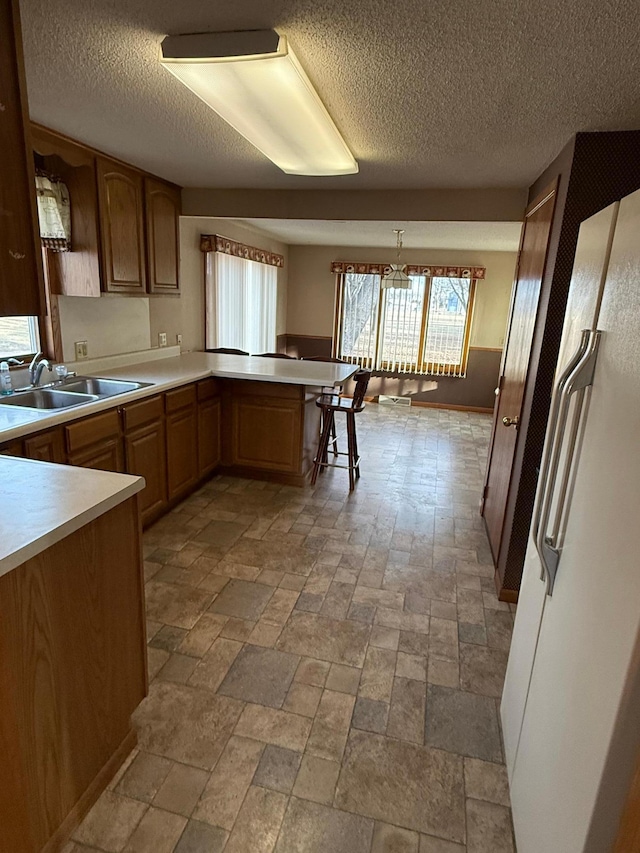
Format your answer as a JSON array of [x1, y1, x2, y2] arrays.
[[96, 158, 147, 294], [0, 0, 44, 317], [145, 178, 181, 294]]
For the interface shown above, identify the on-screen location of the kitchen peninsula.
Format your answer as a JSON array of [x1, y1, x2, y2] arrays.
[[0, 352, 357, 521]]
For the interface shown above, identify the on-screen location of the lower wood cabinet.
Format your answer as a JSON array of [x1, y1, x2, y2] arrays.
[[197, 380, 221, 477], [24, 428, 66, 463], [166, 405, 199, 501], [124, 420, 167, 525], [66, 410, 124, 472], [230, 395, 301, 474]]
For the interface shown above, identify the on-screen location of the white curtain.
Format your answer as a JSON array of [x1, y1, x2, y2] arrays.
[[205, 252, 277, 353]]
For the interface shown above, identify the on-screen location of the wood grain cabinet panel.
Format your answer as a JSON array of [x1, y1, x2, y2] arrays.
[[145, 177, 181, 294], [23, 428, 66, 463], [96, 157, 146, 294], [0, 498, 145, 852], [65, 409, 123, 472], [166, 391, 199, 500], [0, 0, 44, 318], [124, 420, 167, 524], [198, 396, 221, 477], [231, 397, 301, 474]]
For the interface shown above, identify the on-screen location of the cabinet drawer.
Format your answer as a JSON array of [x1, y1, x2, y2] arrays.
[[122, 394, 163, 432], [165, 383, 196, 414], [65, 410, 121, 454], [197, 378, 220, 402]]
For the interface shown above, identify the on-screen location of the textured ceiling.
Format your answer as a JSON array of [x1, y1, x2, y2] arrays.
[[236, 219, 522, 251], [19, 0, 640, 190]]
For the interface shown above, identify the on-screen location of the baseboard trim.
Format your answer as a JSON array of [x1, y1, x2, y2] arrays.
[[217, 464, 308, 488], [356, 396, 494, 414], [44, 729, 138, 853]]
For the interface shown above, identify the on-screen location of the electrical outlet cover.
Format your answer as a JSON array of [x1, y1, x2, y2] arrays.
[[74, 340, 88, 360], [159, 332, 167, 347]]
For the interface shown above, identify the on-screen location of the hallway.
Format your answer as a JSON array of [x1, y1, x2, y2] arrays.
[[66, 405, 515, 853]]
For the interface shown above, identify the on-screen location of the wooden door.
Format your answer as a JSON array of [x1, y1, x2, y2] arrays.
[[198, 396, 221, 477], [145, 177, 181, 294], [125, 420, 167, 524], [481, 181, 557, 563], [96, 157, 146, 293], [165, 385, 199, 500], [0, 0, 44, 317], [23, 428, 66, 463]]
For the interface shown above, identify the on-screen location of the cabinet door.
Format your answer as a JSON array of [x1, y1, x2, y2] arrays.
[[166, 405, 198, 500], [23, 428, 66, 463], [125, 420, 167, 524], [96, 157, 146, 293], [145, 178, 181, 294], [0, 0, 44, 317], [0, 440, 23, 457], [198, 396, 221, 477], [231, 396, 301, 474], [68, 437, 124, 472]]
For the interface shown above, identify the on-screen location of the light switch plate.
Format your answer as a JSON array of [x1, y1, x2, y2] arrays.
[[74, 340, 88, 360], [158, 332, 167, 347]]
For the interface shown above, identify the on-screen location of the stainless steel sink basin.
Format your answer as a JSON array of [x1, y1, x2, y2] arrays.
[[0, 389, 99, 410], [60, 377, 151, 397]]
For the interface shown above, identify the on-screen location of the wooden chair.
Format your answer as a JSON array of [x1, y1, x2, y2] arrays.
[[252, 352, 296, 359], [311, 369, 371, 491], [302, 356, 349, 457], [205, 347, 249, 355]]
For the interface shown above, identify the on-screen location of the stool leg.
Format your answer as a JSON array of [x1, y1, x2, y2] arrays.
[[352, 414, 361, 479], [331, 415, 338, 457], [346, 411, 356, 491], [312, 409, 333, 486]]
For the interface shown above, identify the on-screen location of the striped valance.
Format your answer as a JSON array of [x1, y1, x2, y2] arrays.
[[201, 234, 284, 268], [330, 261, 485, 279]]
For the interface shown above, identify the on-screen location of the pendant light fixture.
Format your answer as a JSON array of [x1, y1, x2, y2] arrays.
[[160, 30, 358, 177], [382, 229, 411, 289]]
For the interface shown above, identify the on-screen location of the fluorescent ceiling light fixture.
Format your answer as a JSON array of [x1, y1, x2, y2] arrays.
[[160, 29, 358, 177]]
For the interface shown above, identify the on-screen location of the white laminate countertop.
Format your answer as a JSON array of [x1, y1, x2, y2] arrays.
[[0, 352, 358, 443], [0, 456, 144, 578]]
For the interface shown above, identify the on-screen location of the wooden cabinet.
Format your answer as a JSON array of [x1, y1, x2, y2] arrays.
[[24, 428, 65, 463], [96, 157, 147, 294], [123, 395, 167, 524], [229, 384, 302, 475], [0, 439, 24, 456], [65, 409, 124, 471], [197, 379, 221, 477], [0, 0, 44, 317], [0, 497, 145, 853], [165, 384, 199, 500], [145, 178, 181, 294]]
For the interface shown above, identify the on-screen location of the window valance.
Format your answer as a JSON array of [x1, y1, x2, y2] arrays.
[[330, 261, 485, 279], [200, 234, 284, 268]]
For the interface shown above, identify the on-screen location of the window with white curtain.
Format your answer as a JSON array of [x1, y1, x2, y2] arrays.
[[205, 252, 277, 354], [334, 272, 476, 377]]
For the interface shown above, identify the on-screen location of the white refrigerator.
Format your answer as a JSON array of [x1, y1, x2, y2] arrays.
[[501, 186, 640, 853]]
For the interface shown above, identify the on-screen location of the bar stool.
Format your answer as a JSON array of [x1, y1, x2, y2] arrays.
[[311, 369, 371, 491], [303, 356, 348, 459], [205, 347, 249, 355]]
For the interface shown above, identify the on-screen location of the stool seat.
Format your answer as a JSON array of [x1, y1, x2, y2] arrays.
[[311, 368, 370, 491]]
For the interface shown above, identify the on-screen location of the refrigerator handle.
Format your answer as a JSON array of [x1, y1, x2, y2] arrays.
[[534, 329, 601, 595]]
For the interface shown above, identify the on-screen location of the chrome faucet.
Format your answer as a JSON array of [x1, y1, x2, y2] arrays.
[[29, 352, 53, 387]]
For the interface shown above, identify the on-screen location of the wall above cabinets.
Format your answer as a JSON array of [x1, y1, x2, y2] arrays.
[[31, 124, 182, 300]]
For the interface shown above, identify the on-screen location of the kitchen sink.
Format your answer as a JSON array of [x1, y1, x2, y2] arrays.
[[0, 389, 99, 410], [60, 376, 152, 397]]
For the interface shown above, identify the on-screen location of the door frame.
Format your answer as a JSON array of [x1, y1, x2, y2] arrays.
[[481, 179, 558, 597]]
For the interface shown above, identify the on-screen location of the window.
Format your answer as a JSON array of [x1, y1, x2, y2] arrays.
[[335, 273, 476, 376], [0, 316, 41, 362], [205, 252, 277, 354]]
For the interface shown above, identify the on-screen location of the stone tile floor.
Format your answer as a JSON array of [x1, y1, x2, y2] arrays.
[[65, 405, 516, 853]]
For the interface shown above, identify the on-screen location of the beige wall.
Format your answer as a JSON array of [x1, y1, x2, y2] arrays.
[[57, 295, 151, 362], [286, 245, 517, 349]]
